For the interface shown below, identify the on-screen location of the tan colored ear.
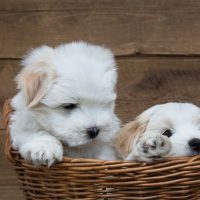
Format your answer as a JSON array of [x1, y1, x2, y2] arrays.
[[116, 120, 147, 159], [116, 105, 162, 159], [16, 46, 56, 108], [17, 66, 55, 108]]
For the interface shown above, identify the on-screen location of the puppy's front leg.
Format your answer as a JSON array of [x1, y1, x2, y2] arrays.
[[12, 131, 63, 167], [130, 133, 171, 162]]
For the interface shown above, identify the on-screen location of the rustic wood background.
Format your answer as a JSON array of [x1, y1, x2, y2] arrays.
[[1, 0, 200, 199]]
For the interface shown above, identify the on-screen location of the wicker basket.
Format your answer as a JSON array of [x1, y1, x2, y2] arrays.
[[3, 99, 200, 200]]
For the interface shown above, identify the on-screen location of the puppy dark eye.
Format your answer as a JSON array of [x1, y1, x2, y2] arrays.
[[62, 103, 77, 110], [162, 129, 173, 137]]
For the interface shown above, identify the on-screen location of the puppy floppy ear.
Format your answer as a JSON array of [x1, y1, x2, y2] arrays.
[[16, 46, 56, 108], [116, 104, 162, 159], [116, 119, 147, 159]]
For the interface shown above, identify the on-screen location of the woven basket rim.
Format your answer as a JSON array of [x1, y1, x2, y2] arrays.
[[3, 98, 200, 166]]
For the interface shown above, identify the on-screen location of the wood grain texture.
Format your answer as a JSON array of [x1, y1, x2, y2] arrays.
[[0, 0, 149, 11], [0, 60, 20, 129], [1, 0, 200, 58], [1, 58, 200, 126], [0, 130, 24, 200], [0, 60, 20, 100], [117, 57, 200, 123]]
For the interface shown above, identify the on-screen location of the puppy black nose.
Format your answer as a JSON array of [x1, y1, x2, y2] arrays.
[[87, 127, 100, 139], [189, 138, 200, 152]]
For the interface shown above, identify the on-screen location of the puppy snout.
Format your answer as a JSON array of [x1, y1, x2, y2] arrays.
[[189, 138, 200, 152], [87, 127, 100, 139]]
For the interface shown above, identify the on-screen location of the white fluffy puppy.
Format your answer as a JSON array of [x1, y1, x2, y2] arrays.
[[10, 41, 120, 166], [116, 102, 200, 162]]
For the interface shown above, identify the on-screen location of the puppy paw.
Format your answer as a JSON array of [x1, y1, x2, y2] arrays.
[[136, 134, 171, 162], [19, 139, 63, 167]]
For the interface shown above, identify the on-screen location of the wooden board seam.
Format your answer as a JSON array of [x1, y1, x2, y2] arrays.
[[2, 54, 200, 60]]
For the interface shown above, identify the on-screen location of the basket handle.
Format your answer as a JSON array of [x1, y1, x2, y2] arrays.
[[3, 98, 15, 163]]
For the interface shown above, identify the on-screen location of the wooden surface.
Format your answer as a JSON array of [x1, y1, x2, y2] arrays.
[[1, 0, 200, 199], [1, 0, 200, 58]]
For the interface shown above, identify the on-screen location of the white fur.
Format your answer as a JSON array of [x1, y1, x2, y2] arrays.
[[119, 103, 200, 161], [10, 41, 120, 166]]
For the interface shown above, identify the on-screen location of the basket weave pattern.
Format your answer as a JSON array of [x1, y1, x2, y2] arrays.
[[3, 99, 200, 200]]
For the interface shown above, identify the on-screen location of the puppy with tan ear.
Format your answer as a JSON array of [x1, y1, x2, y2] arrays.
[[10, 42, 120, 166], [116, 103, 200, 162], [11, 46, 63, 167]]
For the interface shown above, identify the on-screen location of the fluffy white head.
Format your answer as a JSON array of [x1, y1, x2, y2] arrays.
[[117, 102, 200, 159], [143, 103, 200, 157], [13, 41, 120, 147]]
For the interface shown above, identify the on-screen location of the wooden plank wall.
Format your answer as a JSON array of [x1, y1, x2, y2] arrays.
[[1, 1, 200, 199]]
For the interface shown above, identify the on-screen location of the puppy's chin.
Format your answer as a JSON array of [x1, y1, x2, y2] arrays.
[[169, 147, 199, 157], [60, 135, 94, 148], [56, 124, 118, 148]]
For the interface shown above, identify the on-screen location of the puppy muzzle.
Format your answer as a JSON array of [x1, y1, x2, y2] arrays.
[[87, 127, 100, 139]]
